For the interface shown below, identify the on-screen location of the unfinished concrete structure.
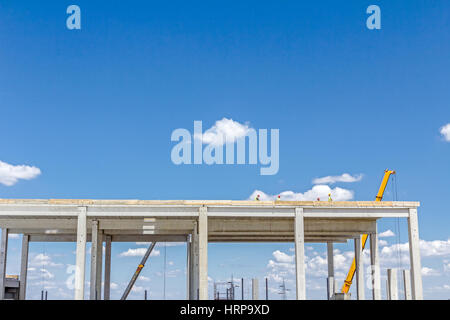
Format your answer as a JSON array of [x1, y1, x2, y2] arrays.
[[0, 199, 423, 300]]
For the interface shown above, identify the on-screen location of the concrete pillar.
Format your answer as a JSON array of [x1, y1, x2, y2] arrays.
[[403, 269, 412, 300], [96, 230, 103, 299], [186, 235, 190, 300], [334, 279, 338, 294], [198, 206, 208, 300], [252, 278, 259, 300], [294, 207, 306, 300], [103, 235, 111, 300], [75, 207, 87, 300], [408, 208, 423, 300], [326, 242, 334, 299], [19, 234, 30, 300], [354, 235, 365, 300], [190, 223, 199, 300], [386, 280, 390, 300], [90, 220, 102, 300], [387, 268, 398, 300], [0, 228, 8, 300], [370, 230, 381, 300]]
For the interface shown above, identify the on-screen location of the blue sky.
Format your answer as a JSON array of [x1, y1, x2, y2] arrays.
[[0, 1, 449, 299]]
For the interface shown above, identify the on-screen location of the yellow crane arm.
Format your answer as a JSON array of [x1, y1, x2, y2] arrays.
[[341, 169, 396, 294]]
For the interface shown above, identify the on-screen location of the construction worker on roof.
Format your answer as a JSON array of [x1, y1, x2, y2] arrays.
[[255, 194, 260, 201], [276, 195, 281, 201], [328, 193, 332, 202]]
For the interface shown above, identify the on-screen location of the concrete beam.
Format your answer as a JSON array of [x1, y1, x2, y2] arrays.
[[75, 207, 87, 300], [28, 234, 187, 242], [0, 228, 8, 300], [198, 207, 208, 300], [294, 208, 306, 300], [19, 234, 30, 300], [408, 208, 423, 300]]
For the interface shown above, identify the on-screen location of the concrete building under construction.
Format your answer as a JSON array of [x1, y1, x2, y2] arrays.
[[0, 199, 423, 300]]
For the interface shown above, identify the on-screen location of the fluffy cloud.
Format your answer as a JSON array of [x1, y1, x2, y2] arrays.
[[249, 185, 354, 201], [440, 123, 450, 141], [194, 118, 251, 146], [419, 239, 450, 257], [28, 268, 55, 280], [0, 160, 41, 186], [30, 254, 63, 268], [272, 250, 294, 263], [312, 173, 363, 185], [119, 248, 161, 257], [379, 229, 395, 238], [422, 267, 440, 276]]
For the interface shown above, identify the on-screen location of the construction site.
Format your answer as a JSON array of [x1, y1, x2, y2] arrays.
[[0, 193, 423, 300]]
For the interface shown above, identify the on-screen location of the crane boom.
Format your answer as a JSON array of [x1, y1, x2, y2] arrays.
[[340, 169, 396, 294]]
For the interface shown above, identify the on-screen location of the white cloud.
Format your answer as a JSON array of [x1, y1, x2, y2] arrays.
[[419, 239, 450, 257], [379, 238, 450, 258], [30, 254, 63, 268], [0, 160, 41, 186], [119, 248, 161, 257], [379, 230, 395, 238], [312, 173, 363, 185], [249, 185, 354, 201], [379, 239, 388, 246], [110, 282, 119, 290], [444, 260, 450, 272], [131, 285, 144, 293], [440, 123, 450, 141], [8, 234, 19, 239], [422, 267, 440, 276], [194, 118, 251, 146], [139, 276, 151, 282], [273, 250, 294, 263]]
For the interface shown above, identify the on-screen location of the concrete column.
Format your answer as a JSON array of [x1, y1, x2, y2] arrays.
[[386, 280, 390, 300], [19, 234, 30, 300], [408, 208, 423, 300], [252, 278, 259, 300], [198, 206, 208, 300], [75, 207, 87, 300], [326, 242, 334, 299], [334, 279, 338, 294], [294, 207, 306, 300], [0, 228, 8, 300], [96, 230, 103, 299], [103, 235, 112, 300], [90, 220, 102, 300], [186, 235, 190, 300], [354, 235, 365, 300], [403, 269, 412, 300], [190, 223, 199, 300], [387, 268, 398, 300], [370, 230, 381, 300]]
